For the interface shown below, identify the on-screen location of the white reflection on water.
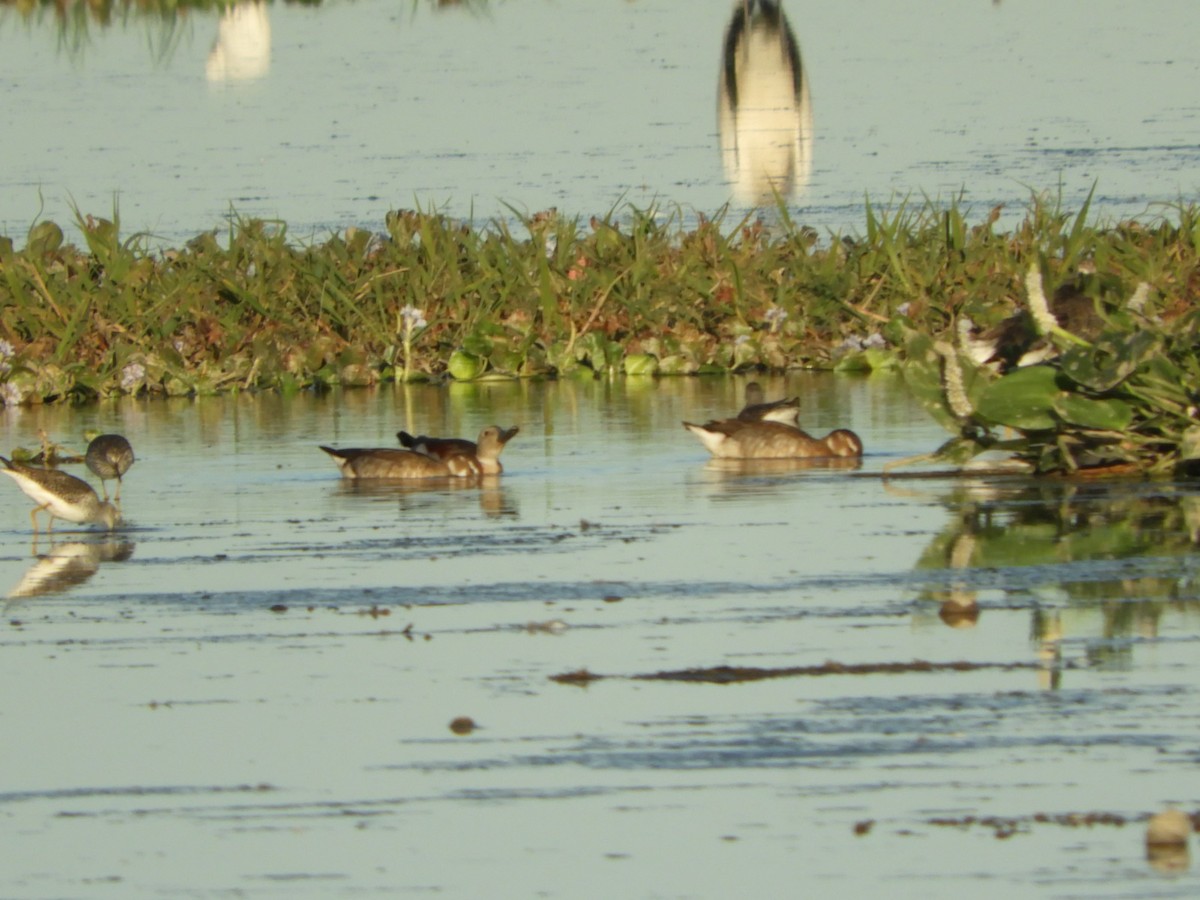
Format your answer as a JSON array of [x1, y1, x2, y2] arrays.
[[2, 375, 1200, 896], [1, 0, 1199, 243], [206, 1, 271, 84], [718, 0, 812, 206]]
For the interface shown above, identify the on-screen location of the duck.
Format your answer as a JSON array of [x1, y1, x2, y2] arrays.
[[682, 419, 863, 459], [85, 433, 135, 502], [0, 456, 121, 532], [737, 382, 800, 425], [396, 425, 519, 475], [319, 446, 481, 480]]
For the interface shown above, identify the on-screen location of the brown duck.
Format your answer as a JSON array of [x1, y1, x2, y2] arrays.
[[682, 419, 863, 459], [319, 446, 481, 480], [396, 425, 519, 475]]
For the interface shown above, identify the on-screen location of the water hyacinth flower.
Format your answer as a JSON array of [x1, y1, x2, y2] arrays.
[[836, 333, 886, 355], [934, 341, 973, 420], [120, 362, 146, 393], [1, 381, 22, 406], [397, 305, 428, 383], [1024, 265, 1058, 337], [399, 305, 427, 336], [764, 306, 788, 334]]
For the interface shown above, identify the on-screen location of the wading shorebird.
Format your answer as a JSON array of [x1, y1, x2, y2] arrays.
[[736, 382, 800, 425], [319, 446, 482, 480], [85, 433, 135, 502], [0, 456, 121, 532], [396, 425, 520, 475], [682, 418, 863, 459]]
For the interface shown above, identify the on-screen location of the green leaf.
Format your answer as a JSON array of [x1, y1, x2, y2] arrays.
[[1059, 331, 1160, 391], [1052, 394, 1133, 431], [623, 353, 658, 376], [974, 365, 1060, 430], [448, 350, 487, 381]]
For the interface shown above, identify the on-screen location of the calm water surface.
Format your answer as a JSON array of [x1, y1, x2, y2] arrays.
[[1, 0, 1198, 243], [2, 374, 1200, 897]]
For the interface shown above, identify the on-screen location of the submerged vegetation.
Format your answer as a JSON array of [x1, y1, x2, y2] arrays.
[[0, 192, 1198, 474]]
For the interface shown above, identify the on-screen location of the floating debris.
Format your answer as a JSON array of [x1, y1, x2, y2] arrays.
[[1146, 808, 1193, 847], [551, 659, 1044, 685]]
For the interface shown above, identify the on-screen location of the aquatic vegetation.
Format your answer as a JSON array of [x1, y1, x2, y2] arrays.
[[893, 195, 1200, 474], [1, 192, 1198, 472]]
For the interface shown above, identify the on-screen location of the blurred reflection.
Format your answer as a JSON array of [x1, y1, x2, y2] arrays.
[[6, 539, 134, 600], [1145, 808, 1193, 873], [336, 477, 518, 519], [703, 456, 861, 478], [909, 480, 1200, 678], [1146, 843, 1190, 875], [206, 2, 272, 83], [717, 0, 812, 206], [925, 529, 981, 629]]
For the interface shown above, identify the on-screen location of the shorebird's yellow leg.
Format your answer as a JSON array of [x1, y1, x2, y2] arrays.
[[29, 504, 48, 534]]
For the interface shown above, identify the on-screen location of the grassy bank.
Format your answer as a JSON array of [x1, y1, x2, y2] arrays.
[[1, 193, 1198, 472]]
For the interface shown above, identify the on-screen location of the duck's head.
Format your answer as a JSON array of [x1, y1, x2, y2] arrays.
[[476, 425, 520, 458]]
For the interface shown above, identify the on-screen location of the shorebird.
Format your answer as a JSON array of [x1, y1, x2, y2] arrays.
[[0, 456, 121, 532], [319, 446, 481, 480], [85, 433, 135, 502], [396, 425, 520, 475], [682, 419, 863, 459], [737, 382, 800, 425]]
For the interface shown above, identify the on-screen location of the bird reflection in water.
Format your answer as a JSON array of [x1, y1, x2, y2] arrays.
[[206, 2, 272, 83], [6, 539, 135, 601], [337, 478, 518, 520], [717, 0, 812, 206]]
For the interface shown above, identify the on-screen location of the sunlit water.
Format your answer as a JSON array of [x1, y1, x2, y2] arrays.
[[1, 0, 1198, 244], [2, 373, 1199, 897]]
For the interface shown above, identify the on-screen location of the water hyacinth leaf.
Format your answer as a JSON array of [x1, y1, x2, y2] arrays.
[[656, 354, 696, 375], [1059, 331, 1160, 391], [1051, 394, 1133, 431], [26, 221, 63, 256], [1180, 426, 1200, 462], [863, 347, 897, 370], [623, 353, 658, 376], [488, 346, 525, 375], [461, 333, 494, 358], [900, 354, 959, 432], [973, 365, 1059, 431], [833, 351, 872, 373], [448, 350, 487, 381], [731, 337, 760, 368]]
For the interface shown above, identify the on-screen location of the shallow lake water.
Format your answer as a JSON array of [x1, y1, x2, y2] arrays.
[[2, 373, 1200, 897], [2, 0, 1199, 243]]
